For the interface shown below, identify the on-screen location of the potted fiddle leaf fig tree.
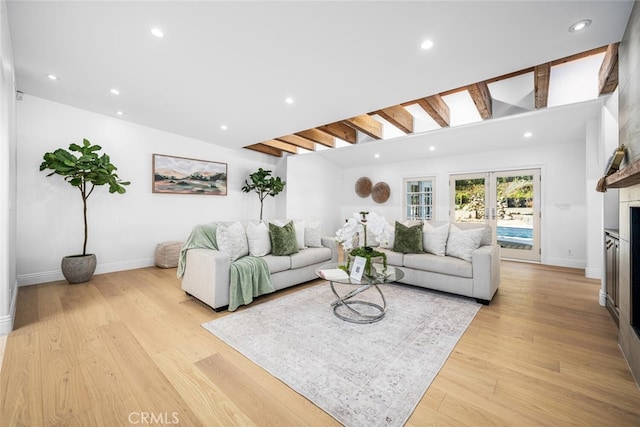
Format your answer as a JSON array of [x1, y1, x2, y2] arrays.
[[241, 167, 285, 220], [40, 138, 130, 283]]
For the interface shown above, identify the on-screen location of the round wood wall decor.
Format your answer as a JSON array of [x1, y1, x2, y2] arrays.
[[355, 177, 372, 197], [371, 182, 390, 203]]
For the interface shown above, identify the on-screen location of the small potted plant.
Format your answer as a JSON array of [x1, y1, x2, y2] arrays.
[[241, 168, 286, 220], [40, 139, 130, 283], [335, 212, 392, 276]]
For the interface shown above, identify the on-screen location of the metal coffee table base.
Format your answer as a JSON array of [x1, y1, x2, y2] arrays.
[[330, 281, 387, 324]]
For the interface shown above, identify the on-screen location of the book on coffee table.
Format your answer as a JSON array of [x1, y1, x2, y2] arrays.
[[318, 268, 349, 281]]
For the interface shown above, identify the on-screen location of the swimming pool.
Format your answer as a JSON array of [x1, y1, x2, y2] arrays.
[[497, 226, 533, 240]]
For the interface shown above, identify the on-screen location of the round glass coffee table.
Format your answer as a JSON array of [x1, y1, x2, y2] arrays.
[[316, 263, 404, 324]]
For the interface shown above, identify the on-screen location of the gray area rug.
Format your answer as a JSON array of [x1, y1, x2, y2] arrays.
[[202, 282, 481, 427]]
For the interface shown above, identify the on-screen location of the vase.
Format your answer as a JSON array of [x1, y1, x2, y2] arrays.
[[61, 254, 97, 284]]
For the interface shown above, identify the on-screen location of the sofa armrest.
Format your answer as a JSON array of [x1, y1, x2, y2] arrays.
[[321, 236, 339, 262], [181, 248, 231, 309], [471, 244, 501, 301]]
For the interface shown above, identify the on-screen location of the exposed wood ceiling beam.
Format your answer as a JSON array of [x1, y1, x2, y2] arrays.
[[534, 63, 551, 109], [245, 144, 282, 157], [414, 95, 450, 127], [261, 139, 298, 154], [550, 45, 608, 66], [375, 105, 413, 134], [599, 43, 619, 95], [467, 82, 492, 119], [317, 122, 357, 144], [295, 129, 335, 148], [244, 44, 614, 157], [275, 134, 315, 151], [343, 114, 383, 139]]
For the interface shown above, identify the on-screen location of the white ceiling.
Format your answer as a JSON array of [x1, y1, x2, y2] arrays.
[[6, 1, 635, 152]]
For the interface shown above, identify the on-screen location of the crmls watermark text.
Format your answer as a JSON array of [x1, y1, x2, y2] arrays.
[[128, 412, 180, 425]]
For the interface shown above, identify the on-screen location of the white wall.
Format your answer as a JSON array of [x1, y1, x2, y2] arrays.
[[0, 0, 18, 334], [287, 132, 590, 270], [285, 153, 343, 236], [16, 95, 279, 285]]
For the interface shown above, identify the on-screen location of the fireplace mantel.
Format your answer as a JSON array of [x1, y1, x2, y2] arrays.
[[606, 158, 640, 188]]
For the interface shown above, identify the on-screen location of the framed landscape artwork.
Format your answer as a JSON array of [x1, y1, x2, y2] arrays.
[[152, 154, 227, 195]]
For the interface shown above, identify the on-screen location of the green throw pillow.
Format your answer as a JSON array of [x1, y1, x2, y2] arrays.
[[269, 221, 300, 256], [393, 221, 424, 254]]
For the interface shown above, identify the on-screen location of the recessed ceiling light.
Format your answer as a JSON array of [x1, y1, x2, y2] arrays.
[[420, 40, 434, 50], [429, 146, 436, 151], [374, 153, 380, 158], [524, 131, 533, 138], [569, 19, 591, 33], [47, 74, 59, 80], [116, 111, 124, 116], [150, 28, 164, 38], [220, 125, 228, 130], [110, 89, 120, 95], [285, 97, 294, 104]]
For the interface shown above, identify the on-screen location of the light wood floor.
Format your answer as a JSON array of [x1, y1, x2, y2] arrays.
[[1, 262, 639, 426]]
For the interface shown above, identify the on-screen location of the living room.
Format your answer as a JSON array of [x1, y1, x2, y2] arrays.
[[2, 1, 640, 425]]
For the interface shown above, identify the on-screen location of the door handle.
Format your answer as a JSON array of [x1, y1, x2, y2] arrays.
[[491, 208, 496, 220]]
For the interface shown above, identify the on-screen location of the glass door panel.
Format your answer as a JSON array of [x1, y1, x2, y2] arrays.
[[450, 173, 488, 224], [450, 169, 541, 262], [493, 169, 540, 261]]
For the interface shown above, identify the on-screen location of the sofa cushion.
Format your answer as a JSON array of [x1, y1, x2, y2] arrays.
[[290, 247, 332, 269], [393, 221, 424, 254], [269, 221, 300, 256], [377, 248, 404, 267], [403, 253, 473, 278], [246, 222, 271, 256], [446, 226, 484, 262], [216, 221, 249, 261], [261, 254, 291, 274], [304, 221, 323, 247], [272, 219, 305, 249], [423, 222, 449, 256], [452, 222, 493, 246]]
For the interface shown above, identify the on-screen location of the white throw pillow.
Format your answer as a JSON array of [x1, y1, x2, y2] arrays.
[[423, 222, 449, 256], [246, 222, 271, 256], [273, 219, 306, 249], [216, 221, 249, 261], [304, 221, 322, 247], [446, 225, 484, 262]]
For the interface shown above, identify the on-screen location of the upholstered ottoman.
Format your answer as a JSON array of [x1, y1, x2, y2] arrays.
[[155, 241, 183, 268]]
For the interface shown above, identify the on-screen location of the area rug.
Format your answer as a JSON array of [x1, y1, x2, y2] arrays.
[[202, 283, 481, 427]]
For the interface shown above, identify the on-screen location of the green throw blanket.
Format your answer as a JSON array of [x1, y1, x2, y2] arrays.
[[177, 222, 273, 311], [228, 256, 274, 311], [177, 223, 218, 278]]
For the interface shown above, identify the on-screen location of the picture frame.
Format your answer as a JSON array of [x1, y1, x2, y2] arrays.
[[350, 256, 367, 281], [152, 154, 227, 195]]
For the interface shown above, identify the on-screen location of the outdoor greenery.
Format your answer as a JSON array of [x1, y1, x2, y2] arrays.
[[40, 139, 130, 255], [241, 168, 286, 220], [454, 176, 534, 221]]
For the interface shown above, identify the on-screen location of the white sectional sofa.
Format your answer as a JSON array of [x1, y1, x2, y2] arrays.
[[375, 221, 500, 304], [179, 220, 337, 311]]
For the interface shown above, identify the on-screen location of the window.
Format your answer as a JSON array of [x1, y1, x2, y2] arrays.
[[403, 177, 435, 221]]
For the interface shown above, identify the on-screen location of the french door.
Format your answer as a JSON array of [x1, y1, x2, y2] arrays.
[[450, 169, 541, 262]]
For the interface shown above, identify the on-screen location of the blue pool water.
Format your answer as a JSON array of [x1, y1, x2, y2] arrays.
[[497, 226, 533, 239]]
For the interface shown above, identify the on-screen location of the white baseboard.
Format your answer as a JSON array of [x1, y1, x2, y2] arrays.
[[585, 267, 602, 279], [599, 289, 607, 306], [543, 257, 586, 270], [0, 279, 18, 335], [17, 258, 155, 286]]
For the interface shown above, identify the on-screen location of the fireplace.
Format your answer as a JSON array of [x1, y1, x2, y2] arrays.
[[632, 207, 640, 338]]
